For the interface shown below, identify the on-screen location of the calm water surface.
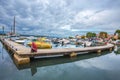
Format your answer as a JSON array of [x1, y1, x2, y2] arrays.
[[0, 42, 120, 80]]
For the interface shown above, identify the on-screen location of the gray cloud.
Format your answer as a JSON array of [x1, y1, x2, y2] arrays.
[[0, 0, 120, 37]]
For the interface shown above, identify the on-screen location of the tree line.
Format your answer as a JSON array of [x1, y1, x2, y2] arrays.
[[85, 29, 120, 39]]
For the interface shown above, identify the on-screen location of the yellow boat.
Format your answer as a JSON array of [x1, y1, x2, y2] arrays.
[[28, 41, 52, 49]]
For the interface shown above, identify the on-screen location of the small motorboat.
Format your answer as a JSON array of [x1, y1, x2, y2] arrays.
[[15, 39, 26, 44]]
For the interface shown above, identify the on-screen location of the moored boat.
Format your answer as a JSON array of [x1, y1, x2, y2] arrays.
[[28, 41, 52, 49]]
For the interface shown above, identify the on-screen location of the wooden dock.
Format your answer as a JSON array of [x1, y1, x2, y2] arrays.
[[0, 38, 114, 65]]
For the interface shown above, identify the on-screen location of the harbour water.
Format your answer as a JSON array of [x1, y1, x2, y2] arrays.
[[0, 42, 120, 80]]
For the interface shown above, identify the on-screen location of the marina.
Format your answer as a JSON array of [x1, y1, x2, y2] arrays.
[[0, 0, 120, 79], [0, 41, 120, 79], [0, 38, 114, 65]]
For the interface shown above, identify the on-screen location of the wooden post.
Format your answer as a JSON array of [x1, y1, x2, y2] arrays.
[[109, 48, 112, 52], [97, 50, 101, 55], [70, 52, 77, 57], [97, 50, 101, 53]]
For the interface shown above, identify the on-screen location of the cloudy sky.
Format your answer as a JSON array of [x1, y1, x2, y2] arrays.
[[0, 0, 120, 37]]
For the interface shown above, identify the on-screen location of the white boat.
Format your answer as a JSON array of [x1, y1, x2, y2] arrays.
[[60, 39, 70, 44], [26, 36, 37, 40], [15, 39, 26, 44], [85, 41, 92, 47]]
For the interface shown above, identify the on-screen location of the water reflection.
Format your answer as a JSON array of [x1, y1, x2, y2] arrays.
[[0, 42, 4, 60], [14, 51, 110, 76], [0, 42, 113, 76], [114, 46, 120, 54]]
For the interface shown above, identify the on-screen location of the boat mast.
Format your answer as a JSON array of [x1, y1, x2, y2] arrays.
[[11, 25, 12, 34], [13, 16, 16, 34]]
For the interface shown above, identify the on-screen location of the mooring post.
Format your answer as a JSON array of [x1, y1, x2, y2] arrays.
[[70, 52, 77, 57], [97, 50, 101, 53], [97, 50, 101, 55], [109, 47, 112, 52]]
